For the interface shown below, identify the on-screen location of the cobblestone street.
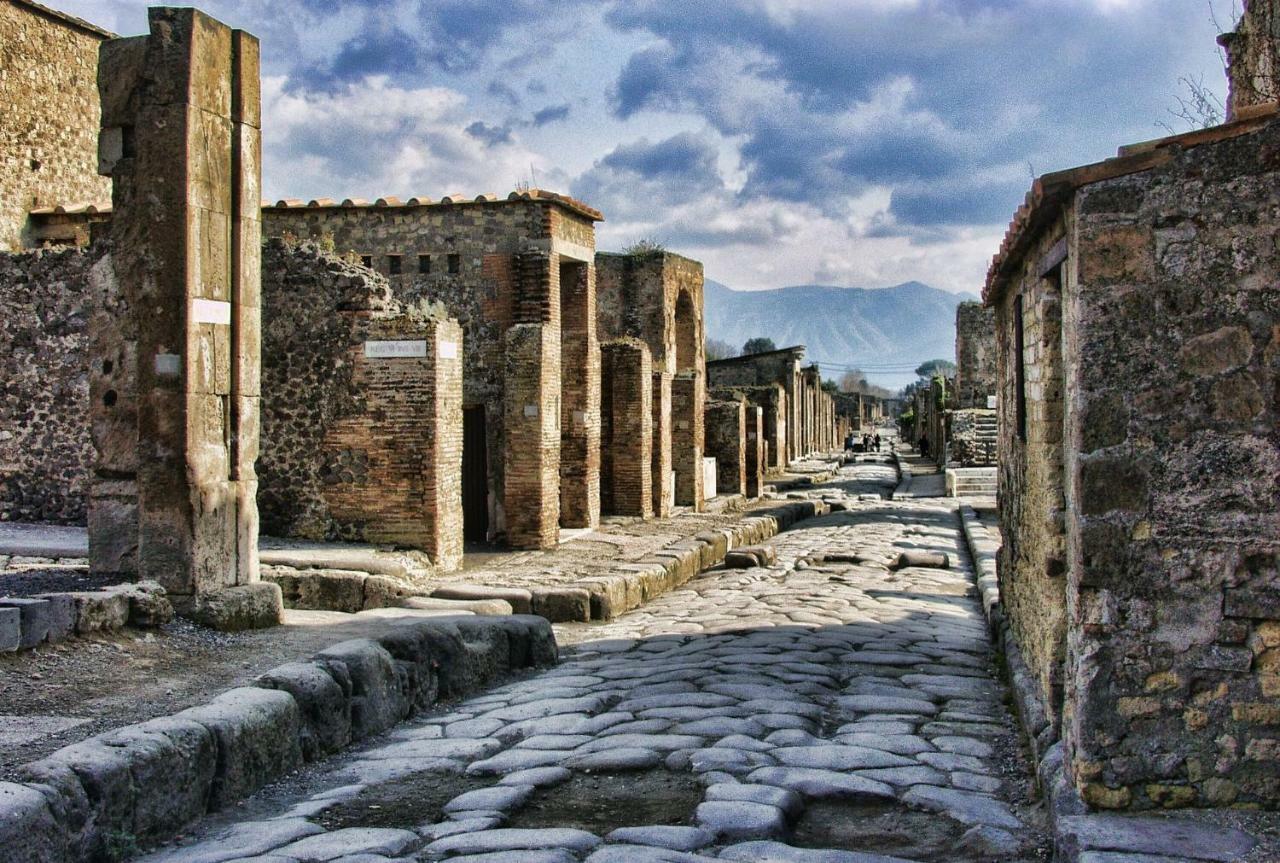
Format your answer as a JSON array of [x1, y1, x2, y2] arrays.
[[142, 460, 1047, 863]]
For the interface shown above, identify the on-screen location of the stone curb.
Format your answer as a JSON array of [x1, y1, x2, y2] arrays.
[[0, 581, 173, 653], [891, 452, 911, 498], [0, 613, 556, 863]]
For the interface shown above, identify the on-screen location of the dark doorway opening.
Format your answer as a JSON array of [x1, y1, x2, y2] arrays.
[[462, 405, 489, 542]]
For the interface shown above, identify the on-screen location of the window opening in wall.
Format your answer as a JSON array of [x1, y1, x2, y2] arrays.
[[29, 159, 41, 172], [448, 253, 461, 274], [1014, 293, 1027, 442], [462, 406, 489, 543], [360, 254, 372, 268], [387, 254, 402, 275], [418, 254, 431, 274]]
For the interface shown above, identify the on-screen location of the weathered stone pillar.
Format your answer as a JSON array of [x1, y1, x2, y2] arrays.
[[90, 8, 280, 629], [651, 371, 673, 517], [705, 399, 746, 498], [600, 339, 652, 518], [504, 322, 560, 548], [671, 372, 704, 510], [745, 405, 764, 497]]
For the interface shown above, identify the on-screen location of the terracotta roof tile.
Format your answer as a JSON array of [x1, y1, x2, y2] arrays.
[[261, 188, 603, 222]]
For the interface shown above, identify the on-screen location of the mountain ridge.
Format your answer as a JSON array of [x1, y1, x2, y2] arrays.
[[703, 280, 975, 390]]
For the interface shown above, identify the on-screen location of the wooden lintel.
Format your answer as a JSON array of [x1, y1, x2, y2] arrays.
[[1037, 236, 1068, 278]]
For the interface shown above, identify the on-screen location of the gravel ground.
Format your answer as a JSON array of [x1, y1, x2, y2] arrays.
[[0, 566, 124, 597]]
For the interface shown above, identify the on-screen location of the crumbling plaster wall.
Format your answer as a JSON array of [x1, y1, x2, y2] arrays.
[[955, 301, 997, 410], [0, 0, 111, 251]]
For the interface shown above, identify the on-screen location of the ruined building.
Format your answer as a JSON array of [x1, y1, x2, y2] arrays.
[[1220, 0, 1280, 120], [259, 242, 464, 570], [949, 301, 998, 472], [986, 66, 1280, 806], [261, 193, 603, 550], [707, 346, 820, 466], [0, 0, 112, 251], [596, 250, 706, 515]]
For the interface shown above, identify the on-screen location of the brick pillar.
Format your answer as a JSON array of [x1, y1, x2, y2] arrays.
[[705, 399, 746, 497], [504, 322, 559, 548], [671, 372, 704, 510], [745, 405, 764, 497], [90, 8, 279, 629], [558, 259, 600, 529], [651, 371, 673, 517], [601, 340, 652, 518]]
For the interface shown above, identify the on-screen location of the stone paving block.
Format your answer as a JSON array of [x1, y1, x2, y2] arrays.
[[694, 800, 788, 841], [1055, 815, 1257, 862], [720, 840, 918, 863], [426, 827, 601, 856], [900, 785, 1020, 830], [0, 781, 67, 863], [275, 826, 420, 860], [0, 597, 51, 648]]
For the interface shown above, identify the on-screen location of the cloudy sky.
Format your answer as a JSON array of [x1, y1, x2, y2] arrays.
[[57, 0, 1231, 294]]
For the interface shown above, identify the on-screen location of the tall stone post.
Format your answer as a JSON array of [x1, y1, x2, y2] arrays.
[[600, 339, 653, 518], [706, 399, 746, 497], [671, 372, 704, 510], [651, 371, 673, 517], [505, 322, 560, 548], [745, 405, 764, 497], [90, 8, 280, 629]]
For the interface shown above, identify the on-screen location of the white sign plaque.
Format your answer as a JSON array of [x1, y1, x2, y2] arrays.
[[439, 340, 458, 359], [192, 298, 231, 325], [365, 339, 428, 359], [524, 405, 539, 417], [154, 353, 181, 376], [986, 395, 997, 409]]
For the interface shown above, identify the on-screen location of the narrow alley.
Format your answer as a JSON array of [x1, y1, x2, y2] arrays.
[[141, 458, 1047, 863]]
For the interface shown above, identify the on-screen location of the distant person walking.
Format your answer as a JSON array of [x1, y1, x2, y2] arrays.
[[918, 433, 929, 457], [873, 434, 881, 452]]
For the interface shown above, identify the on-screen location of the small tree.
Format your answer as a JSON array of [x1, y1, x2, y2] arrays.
[[914, 359, 956, 380], [705, 337, 739, 361], [622, 237, 665, 255], [821, 379, 839, 395], [742, 337, 777, 355]]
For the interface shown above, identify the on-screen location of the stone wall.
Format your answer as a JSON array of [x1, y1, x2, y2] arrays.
[[1221, 0, 1280, 120], [705, 398, 746, 497], [601, 338, 653, 518], [0, 1, 112, 252], [672, 374, 704, 509], [994, 215, 1070, 733], [259, 242, 463, 569], [0, 246, 97, 523], [1061, 120, 1280, 809], [713, 384, 785, 472], [955, 301, 997, 410], [950, 409, 997, 467]]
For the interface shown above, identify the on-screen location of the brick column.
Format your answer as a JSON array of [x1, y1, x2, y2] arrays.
[[705, 399, 746, 497], [557, 259, 600, 529], [671, 372, 704, 510], [504, 322, 560, 548], [745, 405, 764, 497], [651, 371, 673, 517], [601, 339, 652, 518], [90, 8, 279, 629]]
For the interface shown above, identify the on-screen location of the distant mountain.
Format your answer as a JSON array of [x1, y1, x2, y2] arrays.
[[703, 280, 977, 391]]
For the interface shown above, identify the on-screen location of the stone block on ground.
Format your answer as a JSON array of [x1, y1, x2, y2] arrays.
[[181, 582, 283, 632], [0, 606, 18, 652], [890, 550, 950, 570], [0, 782, 67, 863], [0, 598, 51, 648], [294, 569, 368, 613], [402, 595, 512, 615], [34, 593, 76, 643], [1055, 815, 1257, 862], [122, 581, 174, 627], [69, 589, 129, 634], [176, 687, 303, 810], [531, 587, 592, 622]]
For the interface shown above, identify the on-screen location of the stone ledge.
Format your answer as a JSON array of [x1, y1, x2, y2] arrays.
[[0, 581, 174, 653], [0, 613, 556, 863]]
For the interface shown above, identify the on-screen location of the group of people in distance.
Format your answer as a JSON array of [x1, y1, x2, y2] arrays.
[[845, 432, 882, 453]]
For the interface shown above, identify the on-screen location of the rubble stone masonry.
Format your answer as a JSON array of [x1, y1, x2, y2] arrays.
[[1221, 0, 1280, 120], [955, 301, 997, 410], [0, 0, 112, 251], [259, 242, 463, 568], [0, 246, 96, 523], [705, 398, 746, 498]]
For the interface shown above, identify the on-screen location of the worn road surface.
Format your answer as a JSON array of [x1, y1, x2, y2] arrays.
[[139, 459, 1048, 863]]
